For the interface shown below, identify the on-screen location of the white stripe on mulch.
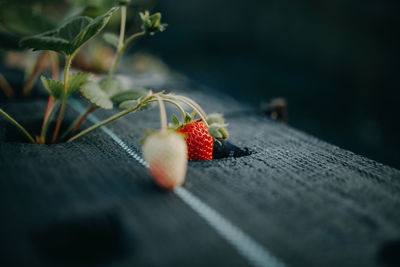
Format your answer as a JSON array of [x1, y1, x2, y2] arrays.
[[69, 99, 286, 267]]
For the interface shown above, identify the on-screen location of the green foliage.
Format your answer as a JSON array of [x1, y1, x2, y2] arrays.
[[115, 88, 156, 111], [69, 0, 117, 9], [207, 113, 225, 125], [184, 112, 192, 124], [20, 7, 118, 56], [140, 11, 167, 35], [68, 73, 91, 94], [102, 32, 119, 48], [0, 4, 54, 36], [100, 77, 124, 96], [208, 124, 223, 139], [118, 99, 140, 110], [41, 76, 64, 100], [118, 98, 155, 111], [0, 3, 55, 50], [80, 81, 113, 109], [110, 88, 148, 104], [80, 76, 152, 111], [207, 113, 229, 140], [171, 114, 180, 127]]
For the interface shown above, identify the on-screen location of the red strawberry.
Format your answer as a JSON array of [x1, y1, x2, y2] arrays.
[[178, 120, 214, 160]]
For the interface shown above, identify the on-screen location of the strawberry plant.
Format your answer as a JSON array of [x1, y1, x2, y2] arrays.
[[0, 0, 230, 189]]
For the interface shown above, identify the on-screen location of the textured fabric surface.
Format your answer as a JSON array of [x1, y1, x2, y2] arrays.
[[0, 71, 400, 267]]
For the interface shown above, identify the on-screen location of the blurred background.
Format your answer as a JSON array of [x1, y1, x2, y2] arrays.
[[137, 0, 400, 168], [1, 0, 399, 168]]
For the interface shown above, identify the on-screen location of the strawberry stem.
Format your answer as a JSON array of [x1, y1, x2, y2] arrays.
[[71, 105, 99, 136], [51, 54, 73, 144], [39, 100, 61, 144], [165, 94, 208, 126], [39, 52, 59, 144], [156, 95, 167, 132], [67, 96, 154, 142], [160, 98, 186, 121]]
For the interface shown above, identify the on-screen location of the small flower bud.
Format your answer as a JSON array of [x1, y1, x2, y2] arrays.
[[140, 11, 167, 35]]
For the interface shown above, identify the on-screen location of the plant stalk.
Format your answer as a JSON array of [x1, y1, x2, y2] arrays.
[[67, 96, 154, 142], [51, 55, 73, 144], [165, 95, 208, 126], [39, 52, 60, 143], [67, 105, 139, 142], [161, 98, 186, 120], [157, 96, 167, 132], [0, 108, 35, 143], [39, 101, 61, 144], [69, 7, 145, 136], [103, 6, 127, 92]]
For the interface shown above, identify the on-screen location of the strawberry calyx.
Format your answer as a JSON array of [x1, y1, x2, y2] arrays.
[[170, 112, 229, 140]]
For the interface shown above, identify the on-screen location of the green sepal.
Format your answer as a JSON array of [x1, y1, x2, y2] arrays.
[[171, 114, 180, 128], [184, 112, 192, 124], [190, 110, 197, 120], [207, 113, 225, 125], [208, 124, 223, 139], [218, 127, 229, 139]]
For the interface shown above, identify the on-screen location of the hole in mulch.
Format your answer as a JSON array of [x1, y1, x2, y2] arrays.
[[31, 212, 131, 265], [4, 118, 74, 144], [213, 140, 252, 159], [377, 239, 400, 267]]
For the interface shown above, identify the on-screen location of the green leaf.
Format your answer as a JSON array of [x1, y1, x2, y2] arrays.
[[119, 99, 140, 110], [207, 113, 225, 125], [68, 73, 91, 95], [40, 76, 64, 100], [81, 81, 113, 109], [99, 78, 125, 96], [110, 88, 148, 104], [0, 4, 54, 36], [118, 98, 155, 111], [171, 114, 180, 127], [102, 32, 119, 48], [20, 7, 117, 56]]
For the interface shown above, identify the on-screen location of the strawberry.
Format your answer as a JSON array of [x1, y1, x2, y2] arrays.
[[178, 120, 214, 161], [142, 130, 187, 190]]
